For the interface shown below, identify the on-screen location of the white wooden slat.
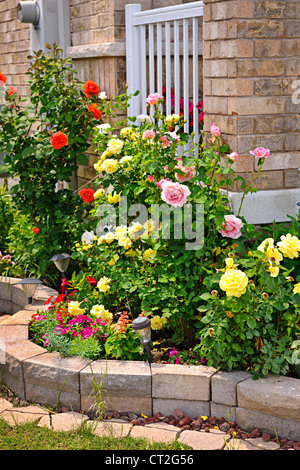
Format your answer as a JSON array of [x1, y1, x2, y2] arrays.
[[157, 22, 163, 99], [133, 1, 204, 25], [139, 25, 147, 114], [192, 16, 199, 148], [165, 21, 171, 116], [125, 4, 142, 118], [148, 24, 155, 95], [183, 18, 189, 135], [174, 19, 180, 117]]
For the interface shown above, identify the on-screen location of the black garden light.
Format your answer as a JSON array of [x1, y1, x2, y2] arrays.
[[50, 253, 70, 279], [16, 278, 42, 304], [131, 316, 153, 364]]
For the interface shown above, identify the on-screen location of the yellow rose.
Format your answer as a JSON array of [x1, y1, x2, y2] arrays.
[[68, 301, 86, 316], [107, 138, 123, 155], [277, 233, 300, 259], [265, 246, 283, 265], [268, 263, 279, 277], [151, 315, 167, 330], [219, 269, 248, 297], [90, 304, 113, 322], [107, 193, 120, 204], [165, 114, 180, 127], [94, 188, 105, 199], [104, 232, 115, 244], [97, 276, 111, 293], [257, 238, 274, 252], [115, 225, 127, 239], [118, 236, 132, 249], [143, 248, 156, 260], [120, 127, 137, 140], [100, 158, 119, 174], [225, 258, 236, 270], [293, 283, 300, 294]]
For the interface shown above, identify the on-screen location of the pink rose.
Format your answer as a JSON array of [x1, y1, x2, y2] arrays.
[[146, 93, 163, 105], [210, 123, 220, 137], [174, 161, 196, 182], [218, 215, 243, 239], [160, 181, 191, 207], [147, 175, 154, 182], [143, 129, 156, 139], [156, 178, 172, 189], [249, 147, 270, 159], [227, 152, 239, 162], [158, 135, 172, 148]]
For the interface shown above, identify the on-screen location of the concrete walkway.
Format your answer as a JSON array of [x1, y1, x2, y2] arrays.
[[0, 398, 289, 450]]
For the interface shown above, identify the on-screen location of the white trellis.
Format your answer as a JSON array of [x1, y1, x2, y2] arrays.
[[125, 1, 204, 145]]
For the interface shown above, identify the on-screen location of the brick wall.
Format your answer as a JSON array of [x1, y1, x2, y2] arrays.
[[203, 0, 300, 192]]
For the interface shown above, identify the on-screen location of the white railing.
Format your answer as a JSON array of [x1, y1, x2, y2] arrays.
[[125, 1, 203, 145]]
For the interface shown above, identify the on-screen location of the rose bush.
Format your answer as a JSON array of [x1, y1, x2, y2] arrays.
[[64, 93, 268, 356]]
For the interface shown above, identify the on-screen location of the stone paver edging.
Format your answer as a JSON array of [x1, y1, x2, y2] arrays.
[[0, 277, 300, 443]]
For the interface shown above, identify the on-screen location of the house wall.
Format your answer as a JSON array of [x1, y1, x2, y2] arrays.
[[0, 0, 299, 218], [203, 0, 300, 197]]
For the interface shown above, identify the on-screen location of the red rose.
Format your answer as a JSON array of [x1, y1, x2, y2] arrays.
[[6, 87, 17, 97], [0, 72, 6, 86], [84, 80, 100, 98], [80, 188, 95, 203], [88, 103, 102, 120], [50, 131, 68, 150], [33, 227, 39, 234]]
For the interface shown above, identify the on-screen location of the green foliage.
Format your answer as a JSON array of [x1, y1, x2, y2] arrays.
[[195, 237, 300, 378], [0, 44, 103, 284]]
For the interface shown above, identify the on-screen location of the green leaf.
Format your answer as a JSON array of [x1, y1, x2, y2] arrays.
[[77, 154, 89, 165]]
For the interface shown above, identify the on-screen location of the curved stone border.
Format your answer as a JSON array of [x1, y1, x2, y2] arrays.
[[0, 277, 300, 441]]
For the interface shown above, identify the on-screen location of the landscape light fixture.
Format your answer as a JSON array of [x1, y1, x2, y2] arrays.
[[16, 278, 42, 304], [49, 253, 70, 279], [131, 317, 153, 364]]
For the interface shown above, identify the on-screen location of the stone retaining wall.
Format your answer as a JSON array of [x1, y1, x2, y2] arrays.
[[0, 277, 299, 441]]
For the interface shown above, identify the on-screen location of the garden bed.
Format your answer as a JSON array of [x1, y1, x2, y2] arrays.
[[0, 277, 300, 441]]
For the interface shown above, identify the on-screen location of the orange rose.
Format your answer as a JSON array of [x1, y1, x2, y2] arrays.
[[79, 188, 95, 203], [6, 87, 17, 97], [50, 131, 68, 150], [84, 80, 100, 98], [88, 103, 102, 120], [0, 72, 6, 86]]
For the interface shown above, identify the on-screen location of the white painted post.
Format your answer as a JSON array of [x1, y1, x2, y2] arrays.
[[125, 4, 142, 118]]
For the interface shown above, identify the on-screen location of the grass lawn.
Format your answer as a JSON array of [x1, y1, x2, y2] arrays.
[[0, 417, 191, 451]]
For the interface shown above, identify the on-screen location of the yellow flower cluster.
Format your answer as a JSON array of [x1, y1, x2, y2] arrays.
[[165, 114, 180, 127], [97, 276, 112, 293], [90, 304, 113, 322], [94, 188, 105, 199], [68, 301, 86, 316], [258, 234, 300, 278], [107, 254, 119, 266], [107, 138, 123, 155], [151, 315, 167, 330], [107, 192, 120, 204], [120, 127, 137, 140], [119, 155, 133, 171]]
